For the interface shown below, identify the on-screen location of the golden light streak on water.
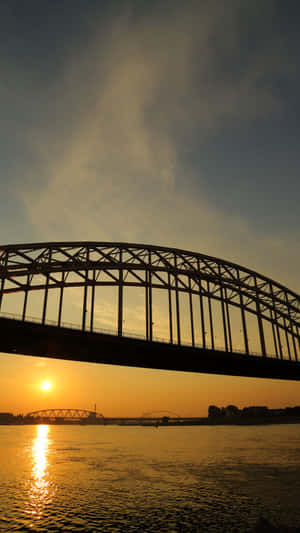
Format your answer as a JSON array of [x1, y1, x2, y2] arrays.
[[26, 425, 53, 522]]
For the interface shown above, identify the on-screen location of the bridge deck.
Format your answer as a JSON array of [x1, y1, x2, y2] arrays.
[[1, 317, 300, 381]]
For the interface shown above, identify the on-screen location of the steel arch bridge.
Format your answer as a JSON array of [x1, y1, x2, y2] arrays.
[[0, 241, 299, 380], [141, 411, 181, 418], [25, 409, 104, 420]]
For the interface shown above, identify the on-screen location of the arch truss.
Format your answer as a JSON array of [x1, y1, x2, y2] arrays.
[[141, 410, 181, 418], [26, 409, 104, 419], [0, 241, 299, 361]]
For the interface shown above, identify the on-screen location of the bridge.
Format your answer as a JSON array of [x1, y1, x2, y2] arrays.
[[25, 408, 104, 421], [0, 241, 299, 380], [23, 409, 203, 426]]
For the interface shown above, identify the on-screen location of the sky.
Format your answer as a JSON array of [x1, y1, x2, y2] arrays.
[[0, 0, 300, 416]]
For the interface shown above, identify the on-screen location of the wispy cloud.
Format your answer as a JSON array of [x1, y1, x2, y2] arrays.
[[16, 2, 299, 291]]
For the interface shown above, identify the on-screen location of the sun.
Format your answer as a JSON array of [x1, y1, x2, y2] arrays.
[[41, 381, 51, 391]]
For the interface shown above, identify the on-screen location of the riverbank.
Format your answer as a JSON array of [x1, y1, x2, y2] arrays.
[[1, 415, 300, 426]]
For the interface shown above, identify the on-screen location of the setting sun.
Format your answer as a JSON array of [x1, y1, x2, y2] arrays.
[[41, 381, 51, 391]]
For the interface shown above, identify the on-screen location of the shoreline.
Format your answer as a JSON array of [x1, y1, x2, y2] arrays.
[[1, 416, 300, 427]]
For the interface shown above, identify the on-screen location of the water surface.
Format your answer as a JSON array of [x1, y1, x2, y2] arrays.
[[1, 424, 300, 532]]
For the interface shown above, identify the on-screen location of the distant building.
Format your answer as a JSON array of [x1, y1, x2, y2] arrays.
[[284, 406, 300, 417], [208, 405, 273, 418], [208, 405, 240, 417], [208, 405, 222, 417], [224, 405, 240, 417], [0, 412, 15, 424], [242, 406, 269, 417], [269, 409, 285, 416]]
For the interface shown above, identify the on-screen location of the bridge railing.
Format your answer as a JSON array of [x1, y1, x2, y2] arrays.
[[0, 311, 273, 359], [1, 242, 299, 365]]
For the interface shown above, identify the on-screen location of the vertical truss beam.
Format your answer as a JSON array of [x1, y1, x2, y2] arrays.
[[254, 276, 266, 357], [90, 270, 95, 333], [42, 248, 51, 325], [168, 272, 173, 344], [285, 292, 298, 361], [283, 318, 292, 361], [219, 265, 228, 352], [270, 283, 283, 360], [0, 250, 8, 312], [145, 270, 149, 341], [58, 272, 64, 327], [22, 273, 30, 321], [270, 310, 279, 358], [224, 287, 233, 352], [118, 249, 123, 337], [197, 259, 206, 349], [188, 277, 195, 347], [148, 251, 153, 342], [237, 270, 249, 355], [175, 254, 181, 345], [207, 281, 214, 349], [82, 248, 89, 332]]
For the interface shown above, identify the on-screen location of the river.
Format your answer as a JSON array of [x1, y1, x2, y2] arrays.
[[1, 424, 300, 532]]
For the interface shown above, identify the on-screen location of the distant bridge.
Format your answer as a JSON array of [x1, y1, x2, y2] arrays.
[[141, 410, 181, 418], [26, 409, 104, 420], [0, 241, 299, 380]]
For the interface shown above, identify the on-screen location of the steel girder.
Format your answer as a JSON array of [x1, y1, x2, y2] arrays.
[[0, 241, 299, 358]]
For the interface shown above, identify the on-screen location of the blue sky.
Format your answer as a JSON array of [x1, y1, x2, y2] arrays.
[[0, 1, 299, 414]]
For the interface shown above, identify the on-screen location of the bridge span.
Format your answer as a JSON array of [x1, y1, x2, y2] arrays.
[[0, 241, 299, 380], [26, 408, 104, 420]]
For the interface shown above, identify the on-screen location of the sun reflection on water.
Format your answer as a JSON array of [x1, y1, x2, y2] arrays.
[[26, 425, 54, 520]]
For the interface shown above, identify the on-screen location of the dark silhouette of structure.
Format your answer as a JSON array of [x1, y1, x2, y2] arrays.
[[24, 408, 104, 423], [208, 404, 300, 424], [0, 241, 299, 379]]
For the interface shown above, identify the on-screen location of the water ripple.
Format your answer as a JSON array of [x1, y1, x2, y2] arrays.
[[1, 425, 300, 531]]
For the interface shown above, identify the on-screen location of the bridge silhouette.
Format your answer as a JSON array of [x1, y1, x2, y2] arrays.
[[22, 408, 200, 426], [25, 408, 104, 420], [0, 241, 299, 380], [24, 408, 183, 424]]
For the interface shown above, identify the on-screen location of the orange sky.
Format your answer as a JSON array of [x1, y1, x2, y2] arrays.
[[0, 252, 299, 417], [1, 351, 300, 417]]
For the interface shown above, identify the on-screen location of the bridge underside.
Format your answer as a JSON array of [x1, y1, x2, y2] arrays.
[[1, 317, 300, 381]]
